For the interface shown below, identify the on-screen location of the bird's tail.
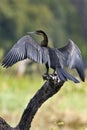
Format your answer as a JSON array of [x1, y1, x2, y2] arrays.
[[56, 68, 80, 83]]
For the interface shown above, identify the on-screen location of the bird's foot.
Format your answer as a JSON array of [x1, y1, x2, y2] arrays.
[[42, 73, 60, 83], [42, 73, 49, 80], [42, 73, 65, 86]]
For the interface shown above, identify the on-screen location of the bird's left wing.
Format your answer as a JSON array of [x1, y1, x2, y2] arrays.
[[2, 35, 48, 68], [58, 39, 85, 81]]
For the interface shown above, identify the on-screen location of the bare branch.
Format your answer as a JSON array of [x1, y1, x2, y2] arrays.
[[0, 78, 64, 130]]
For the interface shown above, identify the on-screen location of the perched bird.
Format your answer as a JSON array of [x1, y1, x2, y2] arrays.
[[2, 30, 85, 83]]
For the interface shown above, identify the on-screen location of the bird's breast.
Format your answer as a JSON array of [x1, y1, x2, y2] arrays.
[[48, 48, 60, 69]]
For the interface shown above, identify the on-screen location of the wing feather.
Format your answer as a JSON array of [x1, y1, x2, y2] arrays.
[[2, 35, 48, 68], [58, 39, 85, 81]]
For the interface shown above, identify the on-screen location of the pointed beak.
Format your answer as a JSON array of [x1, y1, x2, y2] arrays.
[[27, 31, 36, 34]]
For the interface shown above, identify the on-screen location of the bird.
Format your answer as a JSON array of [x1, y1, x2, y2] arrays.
[[2, 30, 85, 83]]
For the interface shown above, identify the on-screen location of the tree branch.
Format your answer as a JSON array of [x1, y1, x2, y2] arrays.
[[0, 78, 64, 130]]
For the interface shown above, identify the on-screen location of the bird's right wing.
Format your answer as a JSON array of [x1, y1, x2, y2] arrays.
[[58, 39, 85, 81], [2, 35, 49, 68]]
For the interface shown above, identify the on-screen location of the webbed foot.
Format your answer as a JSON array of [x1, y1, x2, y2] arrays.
[[42, 73, 60, 83], [42, 73, 49, 80]]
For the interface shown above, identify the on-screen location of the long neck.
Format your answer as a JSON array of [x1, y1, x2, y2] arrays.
[[41, 33, 48, 47]]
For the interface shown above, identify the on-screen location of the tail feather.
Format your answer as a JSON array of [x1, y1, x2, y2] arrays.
[[76, 66, 85, 82], [56, 68, 80, 83], [56, 68, 67, 81]]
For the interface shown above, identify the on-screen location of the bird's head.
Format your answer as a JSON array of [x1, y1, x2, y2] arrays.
[[27, 30, 48, 47], [35, 30, 47, 36], [27, 30, 46, 36]]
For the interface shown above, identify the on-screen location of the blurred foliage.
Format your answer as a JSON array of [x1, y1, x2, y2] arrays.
[[0, 71, 87, 129], [0, 0, 87, 57], [0, 1, 87, 129]]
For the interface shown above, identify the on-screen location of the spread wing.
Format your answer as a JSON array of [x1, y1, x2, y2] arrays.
[[58, 39, 85, 81], [2, 35, 50, 68]]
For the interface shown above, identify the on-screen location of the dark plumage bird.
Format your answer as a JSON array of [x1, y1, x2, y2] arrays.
[[2, 30, 85, 83]]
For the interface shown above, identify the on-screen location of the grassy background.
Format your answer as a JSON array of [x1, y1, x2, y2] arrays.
[[0, 70, 87, 130]]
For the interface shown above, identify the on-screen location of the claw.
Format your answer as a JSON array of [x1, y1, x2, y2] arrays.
[[42, 73, 49, 80], [49, 74, 59, 83], [42, 73, 60, 83]]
